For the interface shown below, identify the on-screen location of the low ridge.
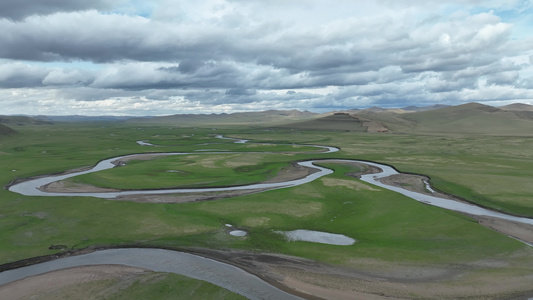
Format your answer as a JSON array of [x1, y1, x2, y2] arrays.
[[500, 103, 533, 111], [391, 102, 533, 135]]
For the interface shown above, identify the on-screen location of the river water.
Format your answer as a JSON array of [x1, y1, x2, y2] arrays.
[[7, 154, 533, 228], [0, 248, 302, 300]]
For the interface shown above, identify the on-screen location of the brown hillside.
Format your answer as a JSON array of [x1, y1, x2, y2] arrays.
[[277, 113, 367, 132], [128, 110, 316, 126], [0, 116, 53, 126], [500, 103, 533, 112], [391, 102, 533, 135], [0, 123, 18, 136]]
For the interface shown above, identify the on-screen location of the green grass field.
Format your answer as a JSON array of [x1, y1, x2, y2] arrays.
[[1, 121, 532, 297], [106, 272, 247, 300]]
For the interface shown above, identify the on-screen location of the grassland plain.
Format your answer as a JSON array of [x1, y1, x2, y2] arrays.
[[1, 122, 533, 298]]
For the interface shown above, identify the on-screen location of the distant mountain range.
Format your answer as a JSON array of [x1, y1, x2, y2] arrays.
[[125, 109, 317, 126], [0, 115, 53, 126], [401, 104, 451, 112], [1, 103, 533, 136]]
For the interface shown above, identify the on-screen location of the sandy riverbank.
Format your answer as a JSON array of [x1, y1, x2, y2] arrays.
[[39, 161, 318, 203], [190, 247, 533, 299], [0, 265, 150, 299]]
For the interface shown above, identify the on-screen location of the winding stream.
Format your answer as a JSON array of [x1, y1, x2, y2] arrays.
[[4, 136, 533, 298], [7, 152, 533, 227], [7, 155, 334, 198]]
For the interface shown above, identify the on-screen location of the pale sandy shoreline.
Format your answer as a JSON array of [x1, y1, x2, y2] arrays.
[[0, 265, 150, 299]]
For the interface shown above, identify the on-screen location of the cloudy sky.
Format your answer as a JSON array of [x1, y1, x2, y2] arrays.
[[1, 0, 532, 115]]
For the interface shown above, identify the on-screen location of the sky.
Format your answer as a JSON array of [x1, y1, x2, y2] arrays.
[[1, 0, 533, 116]]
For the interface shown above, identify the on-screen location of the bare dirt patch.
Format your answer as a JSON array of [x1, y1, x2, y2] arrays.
[[321, 177, 378, 191], [115, 188, 272, 203], [40, 180, 120, 193], [263, 162, 317, 184], [186, 247, 533, 300], [0, 265, 150, 299], [475, 215, 533, 245], [377, 173, 455, 200], [324, 160, 382, 178]]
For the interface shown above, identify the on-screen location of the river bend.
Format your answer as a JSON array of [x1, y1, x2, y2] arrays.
[[7, 144, 533, 226], [0, 248, 302, 300]]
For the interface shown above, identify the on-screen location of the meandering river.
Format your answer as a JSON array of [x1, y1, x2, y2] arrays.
[[4, 136, 533, 298], [7, 151, 533, 227]]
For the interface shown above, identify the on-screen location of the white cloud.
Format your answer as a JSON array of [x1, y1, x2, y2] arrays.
[[0, 0, 532, 115], [42, 69, 92, 86]]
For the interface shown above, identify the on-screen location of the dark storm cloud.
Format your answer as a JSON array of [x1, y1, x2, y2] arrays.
[[89, 61, 252, 91], [0, 63, 47, 88], [0, 12, 184, 62], [0, 0, 114, 20], [177, 60, 207, 74], [0, 73, 44, 88], [225, 88, 257, 96], [157, 61, 245, 87], [158, 61, 210, 75]]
